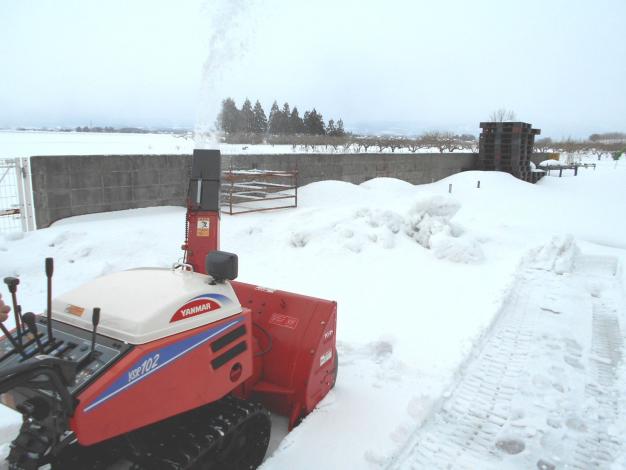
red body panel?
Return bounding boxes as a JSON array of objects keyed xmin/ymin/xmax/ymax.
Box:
[
  {"xmin": 72, "ymin": 311, "xmax": 253, "ymax": 445},
  {"xmin": 232, "ymin": 282, "xmax": 337, "ymax": 428},
  {"xmin": 184, "ymin": 208, "xmax": 338, "ymax": 429}
]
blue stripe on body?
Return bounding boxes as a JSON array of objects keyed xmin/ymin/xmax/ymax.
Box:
[
  {"xmin": 190, "ymin": 293, "xmax": 233, "ymax": 305},
  {"xmin": 84, "ymin": 317, "xmax": 243, "ymax": 413}
]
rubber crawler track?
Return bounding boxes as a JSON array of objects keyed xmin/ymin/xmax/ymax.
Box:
[{"xmin": 51, "ymin": 395, "xmax": 271, "ymax": 470}]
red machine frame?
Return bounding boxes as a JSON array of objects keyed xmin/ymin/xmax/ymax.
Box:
[{"xmin": 182, "ymin": 149, "xmax": 337, "ymax": 429}]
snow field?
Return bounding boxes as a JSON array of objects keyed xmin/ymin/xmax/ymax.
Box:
[
  {"xmin": 0, "ymin": 130, "xmax": 193, "ymax": 158},
  {"xmin": 0, "ymin": 130, "xmax": 451, "ymax": 158},
  {"xmin": 0, "ymin": 154, "xmax": 623, "ymax": 469}
]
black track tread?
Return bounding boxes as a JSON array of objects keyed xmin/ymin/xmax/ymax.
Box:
[{"xmin": 52, "ymin": 396, "xmax": 271, "ymax": 470}]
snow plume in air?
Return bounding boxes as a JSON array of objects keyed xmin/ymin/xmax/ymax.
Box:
[{"xmin": 195, "ymin": 0, "xmax": 257, "ymax": 148}]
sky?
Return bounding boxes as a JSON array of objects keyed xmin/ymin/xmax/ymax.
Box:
[{"xmin": 0, "ymin": 0, "xmax": 625, "ymax": 138}]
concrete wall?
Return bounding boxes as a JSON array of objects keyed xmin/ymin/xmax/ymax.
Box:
[
  {"xmin": 30, "ymin": 154, "xmax": 190, "ymax": 228},
  {"xmin": 31, "ymin": 152, "xmax": 477, "ymax": 227},
  {"xmin": 223, "ymin": 153, "xmax": 477, "ymax": 187}
]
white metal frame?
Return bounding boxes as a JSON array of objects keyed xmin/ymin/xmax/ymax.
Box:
[
  {"xmin": 19, "ymin": 158, "xmax": 36, "ymax": 231},
  {"xmin": 0, "ymin": 157, "xmax": 36, "ymax": 234}
]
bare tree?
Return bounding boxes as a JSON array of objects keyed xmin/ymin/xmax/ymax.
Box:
[
  {"xmin": 420, "ymin": 132, "xmax": 441, "ymax": 152},
  {"xmin": 407, "ymin": 138, "xmax": 426, "ymax": 153},
  {"xmin": 441, "ymin": 133, "xmax": 464, "ymax": 152},
  {"xmin": 328, "ymin": 136, "xmax": 348, "ymax": 151},
  {"xmin": 388, "ymin": 137, "xmax": 403, "ymax": 153},
  {"xmin": 375, "ymin": 137, "xmax": 391, "ymax": 153},
  {"xmin": 461, "ymin": 139, "xmax": 480, "ymax": 154},
  {"xmin": 360, "ymin": 138, "xmax": 375, "ymax": 153},
  {"xmin": 589, "ymin": 144, "xmax": 609, "ymax": 161},
  {"xmin": 534, "ymin": 137, "xmax": 554, "ymax": 154},
  {"xmin": 420, "ymin": 131, "xmax": 463, "ymax": 153},
  {"xmin": 341, "ymin": 137, "xmax": 354, "ymax": 153},
  {"xmin": 489, "ymin": 108, "xmax": 517, "ymax": 122},
  {"xmin": 553, "ymin": 138, "xmax": 586, "ymax": 164}
]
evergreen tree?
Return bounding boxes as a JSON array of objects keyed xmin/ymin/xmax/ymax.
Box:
[
  {"xmin": 280, "ymin": 103, "xmax": 291, "ymax": 134},
  {"xmin": 303, "ymin": 111, "xmax": 310, "ymax": 133},
  {"xmin": 240, "ymin": 98, "xmax": 254, "ymax": 133},
  {"xmin": 268, "ymin": 101, "xmax": 281, "ymax": 134},
  {"xmin": 326, "ymin": 119, "xmax": 337, "ymax": 136},
  {"xmin": 218, "ymin": 96, "xmax": 344, "ymax": 137},
  {"xmin": 336, "ymin": 119, "xmax": 345, "ymax": 137},
  {"xmin": 252, "ymin": 100, "xmax": 268, "ymax": 134},
  {"xmin": 216, "ymin": 98, "xmax": 240, "ymax": 134},
  {"xmin": 303, "ymin": 108, "xmax": 326, "ymax": 135},
  {"xmin": 289, "ymin": 107, "xmax": 304, "ymax": 134}
]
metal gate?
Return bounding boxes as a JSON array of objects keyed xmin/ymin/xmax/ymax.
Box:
[{"xmin": 0, "ymin": 158, "xmax": 35, "ymax": 234}]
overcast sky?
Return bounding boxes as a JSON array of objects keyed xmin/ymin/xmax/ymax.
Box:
[{"xmin": 1, "ymin": 0, "xmax": 625, "ymax": 138}]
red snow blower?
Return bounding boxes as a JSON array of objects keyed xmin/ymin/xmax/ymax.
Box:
[{"xmin": 0, "ymin": 149, "xmax": 337, "ymax": 469}]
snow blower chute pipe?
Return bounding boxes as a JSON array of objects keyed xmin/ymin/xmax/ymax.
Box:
[{"xmin": 183, "ymin": 149, "xmax": 222, "ymax": 268}]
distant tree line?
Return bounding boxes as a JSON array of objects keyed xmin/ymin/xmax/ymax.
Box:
[
  {"xmin": 14, "ymin": 126, "xmax": 187, "ymax": 134},
  {"xmin": 74, "ymin": 126, "xmax": 154, "ymax": 134},
  {"xmin": 208, "ymin": 131, "xmax": 479, "ymax": 154},
  {"xmin": 588, "ymin": 132, "xmax": 626, "ymax": 143},
  {"xmin": 534, "ymin": 136, "xmax": 626, "ymax": 161},
  {"xmin": 210, "ymin": 130, "xmax": 624, "ymax": 158},
  {"xmin": 216, "ymin": 98, "xmax": 345, "ymax": 137}
]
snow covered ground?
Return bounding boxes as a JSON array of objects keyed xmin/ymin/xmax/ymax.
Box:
[
  {"xmin": 387, "ymin": 245, "xmax": 625, "ymax": 469},
  {"xmin": 0, "ymin": 130, "xmax": 456, "ymax": 158},
  {"xmin": 0, "ymin": 153, "xmax": 624, "ymax": 469},
  {"xmin": 0, "ymin": 130, "xmax": 193, "ymax": 158}
]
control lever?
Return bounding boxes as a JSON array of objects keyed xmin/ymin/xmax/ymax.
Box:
[
  {"xmin": 90, "ymin": 307, "xmax": 100, "ymax": 359},
  {"xmin": 16, "ymin": 305, "xmax": 24, "ymax": 341},
  {"xmin": 0, "ymin": 313, "xmax": 26, "ymax": 358},
  {"xmin": 3, "ymin": 277, "xmax": 23, "ymax": 345},
  {"xmin": 45, "ymin": 258, "xmax": 54, "ymax": 344},
  {"xmin": 22, "ymin": 313, "xmax": 44, "ymax": 354}
]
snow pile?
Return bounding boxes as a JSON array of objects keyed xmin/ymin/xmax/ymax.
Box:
[
  {"xmin": 333, "ymin": 208, "xmax": 404, "ymax": 252},
  {"xmin": 528, "ymin": 235, "xmax": 580, "ymax": 274},
  {"xmin": 405, "ymin": 195, "xmax": 462, "ymax": 248},
  {"xmin": 286, "ymin": 193, "xmax": 484, "ymax": 262},
  {"xmin": 430, "ymin": 234, "xmax": 485, "ymax": 264},
  {"xmin": 406, "ymin": 195, "xmax": 484, "ymax": 264},
  {"xmin": 287, "ymin": 207, "xmax": 406, "ymax": 253}
]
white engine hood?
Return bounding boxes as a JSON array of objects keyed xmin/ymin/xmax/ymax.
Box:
[{"xmin": 51, "ymin": 268, "xmax": 242, "ymax": 344}]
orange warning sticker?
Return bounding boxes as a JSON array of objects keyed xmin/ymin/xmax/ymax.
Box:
[
  {"xmin": 196, "ymin": 218, "xmax": 210, "ymax": 237},
  {"xmin": 65, "ymin": 304, "xmax": 85, "ymax": 317}
]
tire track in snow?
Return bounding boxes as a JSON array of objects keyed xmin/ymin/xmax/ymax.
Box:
[
  {"xmin": 571, "ymin": 256, "xmax": 623, "ymax": 469},
  {"xmin": 385, "ymin": 270, "xmax": 540, "ymax": 470},
  {"xmin": 385, "ymin": 252, "xmax": 625, "ymax": 470}
]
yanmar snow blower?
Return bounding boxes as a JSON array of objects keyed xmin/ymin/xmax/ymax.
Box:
[{"xmin": 0, "ymin": 149, "xmax": 337, "ymax": 469}]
